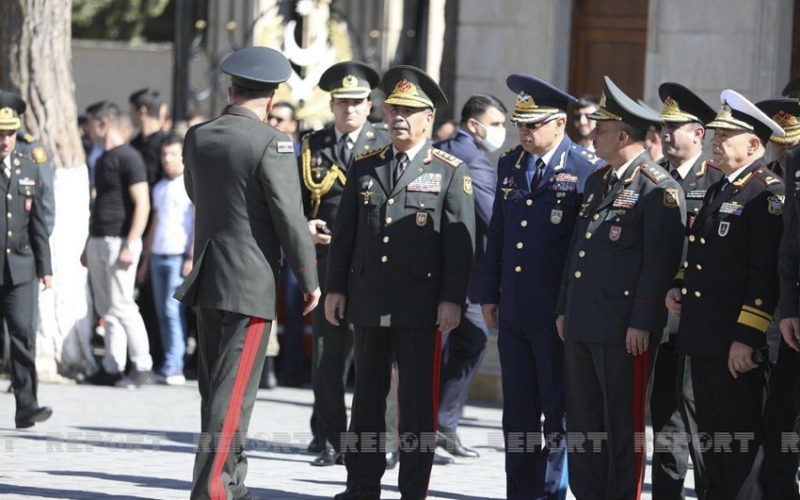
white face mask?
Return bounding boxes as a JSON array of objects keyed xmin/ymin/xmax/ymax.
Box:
[{"xmin": 476, "ymin": 120, "xmax": 506, "ymax": 152}]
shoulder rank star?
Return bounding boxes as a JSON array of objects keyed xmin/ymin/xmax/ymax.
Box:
[{"xmin": 360, "ymin": 179, "xmax": 374, "ymax": 204}]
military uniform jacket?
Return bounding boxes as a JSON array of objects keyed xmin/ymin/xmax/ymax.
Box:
[
  {"xmin": 300, "ymin": 121, "xmax": 390, "ymax": 256},
  {"xmin": 482, "ymin": 137, "xmax": 598, "ymax": 324},
  {"xmin": 434, "ymin": 130, "xmax": 497, "ymax": 304},
  {"xmin": 672, "ymin": 155, "xmax": 725, "ymax": 228},
  {"xmin": 779, "ymin": 149, "xmax": 800, "ymax": 318},
  {"xmin": 556, "ymin": 151, "xmax": 686, "ymax": 344},
  {"xmin": 676, "ymin": 158, "xmax": 784, "ymax": 359},
  {"xmin": 15, "ymin": 130, "xmax": 55, "ymax": 235},
  {"xmin": 0, "ymin": 150, "xmax": 52, "ymax": 285},
  {"xmin": 326, "ymin": 142, "xmax": 476, "ymax": 329},
  {"xmin": 175, "ymin": 105, "xmax": 319, "ymax": 319}
]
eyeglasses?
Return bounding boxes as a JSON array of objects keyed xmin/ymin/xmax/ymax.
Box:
[{"xmin": 515, "ymin": 117, "xmax": 557, "ymax": 130}]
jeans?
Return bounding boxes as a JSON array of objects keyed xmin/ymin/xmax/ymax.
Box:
[{"xmin": 149, "ymin": 253, "xmax": 186, "ymax": 375}]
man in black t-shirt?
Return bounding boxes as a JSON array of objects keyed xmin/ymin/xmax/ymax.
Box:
[
  {"xmin": 82, "ymin": 101, "xmax": 154, "ymax": 388},
  {"xmin": 129, "ymin": 88, "xmax": 166, "ymax": 186}
]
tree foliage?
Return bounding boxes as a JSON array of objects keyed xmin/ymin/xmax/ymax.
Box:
[{"xmin": 72, "ymin": 0, "xmax": 174, "ymax": 42}]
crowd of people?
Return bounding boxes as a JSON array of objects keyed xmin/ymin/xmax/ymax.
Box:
[{"xmin": 3, "ymin": 42, "xmax": 800, "ymax": 500}]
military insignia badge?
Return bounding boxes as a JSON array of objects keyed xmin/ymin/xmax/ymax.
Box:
[
  {"xmin": 609, "ymin": 225, "xmax": 622, "ymax": 241},
  {"xmin": 720, "ymin": 201, "xmax": 744, "ymax": 216},
  {"xmin": 463, "ymin": 175, "xmax": 473, "ymax": 195},
  {"xmin": 663, "ymin": 187, "xmax": 680, "ymax": 208},
  {"xmin": 31, "ymin": 146, "xmax": 47, "ymax": 163},
  {"xmin": 276, "ymin": 141, "xmax": 294, "ymax": 154},
  {"xmin": 718, "ymin": 220, "xmax": 730, "ymax": 237},
  {"xmin": 360, "ymin": 179, "xmax": 374, "ymax": 204},
  {"xmin": 755, "ymin": 298, "xmax": 764, "ymax": 306},
  {"xmin": 550, "ymin": 208, "xmax": 563, "ymax": 225},
  {"xmin": 768, "ymin": 195, "xmax": 784, "ymax": 215},
  {"xmin": 416, "ymin": 212, "xmax": 428, "ymax": 227},
  {"xmin": 407, "ymin": 173, "xmax": 442, "ymax": 193}
]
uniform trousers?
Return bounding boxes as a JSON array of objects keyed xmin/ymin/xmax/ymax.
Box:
[
  {"xmin": 345, "ymin": 325, "xmax": 441, "ymax": 498},
  {"xmin": 564, "ymin": 338, "xmax": 650, "ymax": 500},
  {"xmin": 764, "ymin": 341, "xmax": 800, "ymax": 499},
  {"xmin": 85, "ymin": 236, "xmax": 152, "ymax": 373},
  {"xmin": 2, "ymin": 278, "xmax": 38, "ymax": 412},
  {"xmin": 437, "ymin": 298, "xmax": 488, "ymax": 434},
  {"xmin": 191, "ymin": 308, "xmax": 271, "ymax": 500},
  {"xmin": 310, "ymin": 253, "xmax": 398, "ymax": 453},
  {"xmin": 690, "ymin": 355, "xmax": 767, "ymax": 500},
  {"xmin": 649, "ymin": 337, "xmax": 705, "ymax": 500},
  {"xmin": 497, "ymin": 320, "xmax": 567, "ymax": 500}
]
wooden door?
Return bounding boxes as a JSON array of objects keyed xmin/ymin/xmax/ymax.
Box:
[
  {"xmin": 568, "ymin": 0, "xmax": 648, "ymax": 101},
  {"xmin": 792, "ymin": 0, "xmax": 800, "ymax": 80}
]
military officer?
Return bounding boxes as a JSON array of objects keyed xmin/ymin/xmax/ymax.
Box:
[
  {"xmin": 555, "ymin": 76, "xmax": 686, "ymax": 500},
  {"xmin": 433, "ymin": 93, "xmax": 508, "ymax": 461},
  {"xmin": 649, "ymin": 82, "xmax": 721, "ymax": 500},
  {"xmin": 325, "ymin": 65, "xmax": 475, "ymax": 500},
  {"xmin": 760, "ymin": 95, "xmax": 800, "ymax": 500},
  {"xmin": 299, "ymin": 61, "xmax": 397, "ymax": 468},
  {"xmin": 669, "ymin": 90, "xmax": 785, "ymax": 499},
  {"xmin": 0, "ymin": 92, "xmax": 53, "ymax": 428},
  {"xmin": 481, "ymin": 75, "xmax": 597, "ymax": 500},
  {"xmin": 175, "ymin": 47, "xmax": 320, "ymax": 500}
]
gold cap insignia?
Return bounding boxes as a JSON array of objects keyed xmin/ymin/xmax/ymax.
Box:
[
  {"xmin": 662, "ymin": 96, "xmax": 679, "ymax": 114},
  {"xmin": 342, "ymin": 75, "xmax": 357, "ymax": 88},
  {"xmin": 516, "ymin": 92, "xmax": 536, "ymax": 111},
  {"xmin": 0, "ymin": 108, "xmax": 14, "ymax": 120},
  {"xmin": 599, "ymin": 91, "xmax": 607, "ymax": 108},
  {"xmin": 393, "ymin": 79, "xmax": 418, "ymax": 97},
  {"xmin": 773, "ymin": 110, "xmax": 798, "ymax": 128}
]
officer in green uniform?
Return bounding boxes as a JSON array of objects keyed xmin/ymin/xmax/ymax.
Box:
[
  {"xmin": 0, "ymin": 92, "xmax": 53, "ymax": 428},
  {"xmin": 649, "ymin": 82, "xmax": 721, "ymax": 499},
  {"xmin": 670, "ymin": 90, "xmax": 785, "ymax": 499},
  {"xmin": 555, "ymin": 76, "xmax": 686, "ymax": 500},
  {"xmin": 326, "ymin": 65, "xmax": 476, "ymax": 500},
  {"xmin": 299, "ymin": 61, "xmax": 398, "ymax": 468},
  {"xmin": 175, "ymin": 47, "xmax": 321, "ymax": 500}
]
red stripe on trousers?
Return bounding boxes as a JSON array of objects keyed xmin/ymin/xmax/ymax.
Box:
[
  {"xmin": 632, "ymin": 352, "xmax": 650, "ymax": 500},
  {"xmin": 209, "ymin": 316, "xmax": 266, "ymax": 500}
]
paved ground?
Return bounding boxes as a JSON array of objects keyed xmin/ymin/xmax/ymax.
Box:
[{"xmin": 0, "ymin": 380, "xmax": 696, "ymax": 499}]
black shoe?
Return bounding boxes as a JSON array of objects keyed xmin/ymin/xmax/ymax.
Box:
[
  {"xmin": 15, "ymin": 406, "xmax": 53, "ymax": 429},
  {"xmin": 310, "ymin": 447, "xmax": 343, "ymax": 466},
  {"xmin": 81, "ymin": 370, "xmax": 122, "ymax": 386},
  {"xmin": 385, "ymin": 450, "xmax": 399, "ymax": 470},
  {"xmin": 307, "ymin": 435, "xmax": 325, "ymax": 453},
  {"xmin": 259, "ymin": 357, "xmax": 277, "ymax": 389},
  {"xmin": 115, "ymin": 370, "xmax": 155, "ymax": 389},
  {"xmin": 436, "ymin": 430, "xmax": 479, "ymax": 458},
  {"xmin": 432, "ymin": 452, "xmax": 454, "ymax": 466},
  {"xmin": 333, "ymin": 487, "xmax": 381, "ymax": 500}
]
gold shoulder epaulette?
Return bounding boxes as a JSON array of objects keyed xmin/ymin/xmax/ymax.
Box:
[
  {"xmin": 355, "ymin": 145, "xmax": 390, "ymax": 161},
  {"xmin": 754, "ymin": 167, "xmax": 783, "ymax": 186},
  {"xmin": 432, "ymin": 148, "xmax": 463, "ymax": 168},
  {"xmin": 500, "ymin": 145, "xmax": 518, "ymax": 158},
  {"xmin": 21, "ymin": 133, "xmax": 35, "ymax": 143},
  {"xmin": 640, "ymin": 164, "xmax": 667, "ymax": 184}
]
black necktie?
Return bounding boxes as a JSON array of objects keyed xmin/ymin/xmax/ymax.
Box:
[
  {"xmin": 605, "ymin": 172, "xmax": 619, "ymax": 196},
  {"xmin": 710, "ymin": 178, "xmax": 730, "ymax": 201},
  {"xmin": 670, "ymin": 168, "xmax": 681, "ymax": 181},
  {"xmin": 339, "ymin": 134, "xmax": 352, "ymax": 165},
  {"xmin": 394, "ymin": 151, "xmax": 408, "ymax": 184},
  {"xmin": 531, "ymin": 158, "xmax": 546, "ymax": 190}
]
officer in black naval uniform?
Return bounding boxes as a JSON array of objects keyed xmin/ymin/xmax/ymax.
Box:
[
  {"xmin": 669, "ymin": 90, "xmax": 785, "ymax": 500},
  {"xmin": 175, "ymin": 47, "xmax": 320, "ymax": 500},
  {"xmin": 758, "ymin": 96, "xmax": 800, "ymax": 500},
  {"xmin": 0, "ymin": 92, "xmax": 53, "ymax": 428},
  {"xmin": 482, "ymin": 75, "xmax": 597, "ymax": 500},
  {"xmin": 299, "ymin": 61, "xmax": 394, "ymax": 468},
  {"xmin": 325, "ymin": 65, "xmax": 476, "ymax": 500},
  {"xmin": 649, "ymin": 82, "xmax": 721, "ymax": 500},
  {"xmin": 555, "ymin": 76, "xmax": 686, "ymax": 500}
]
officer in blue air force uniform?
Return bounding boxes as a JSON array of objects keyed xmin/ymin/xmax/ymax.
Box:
[
  {"xmin": 671, "ymin": 91, "xmax": 786, "ymax": 500},
  {"xmin": 481, "ymin": 74, "xmax": 598, "ymax": 500},
  {"xmin": 556, "ymin": 76, "xmax": 686, "ymax": 500}
]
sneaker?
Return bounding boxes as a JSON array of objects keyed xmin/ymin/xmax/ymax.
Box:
[
  {"xmin": 115, "ymin": 370, "xmax": 155, "ymax": 389},
  {"xmin": 164, "ymin": 374, "xmax": 186, "ymax": 385}
]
